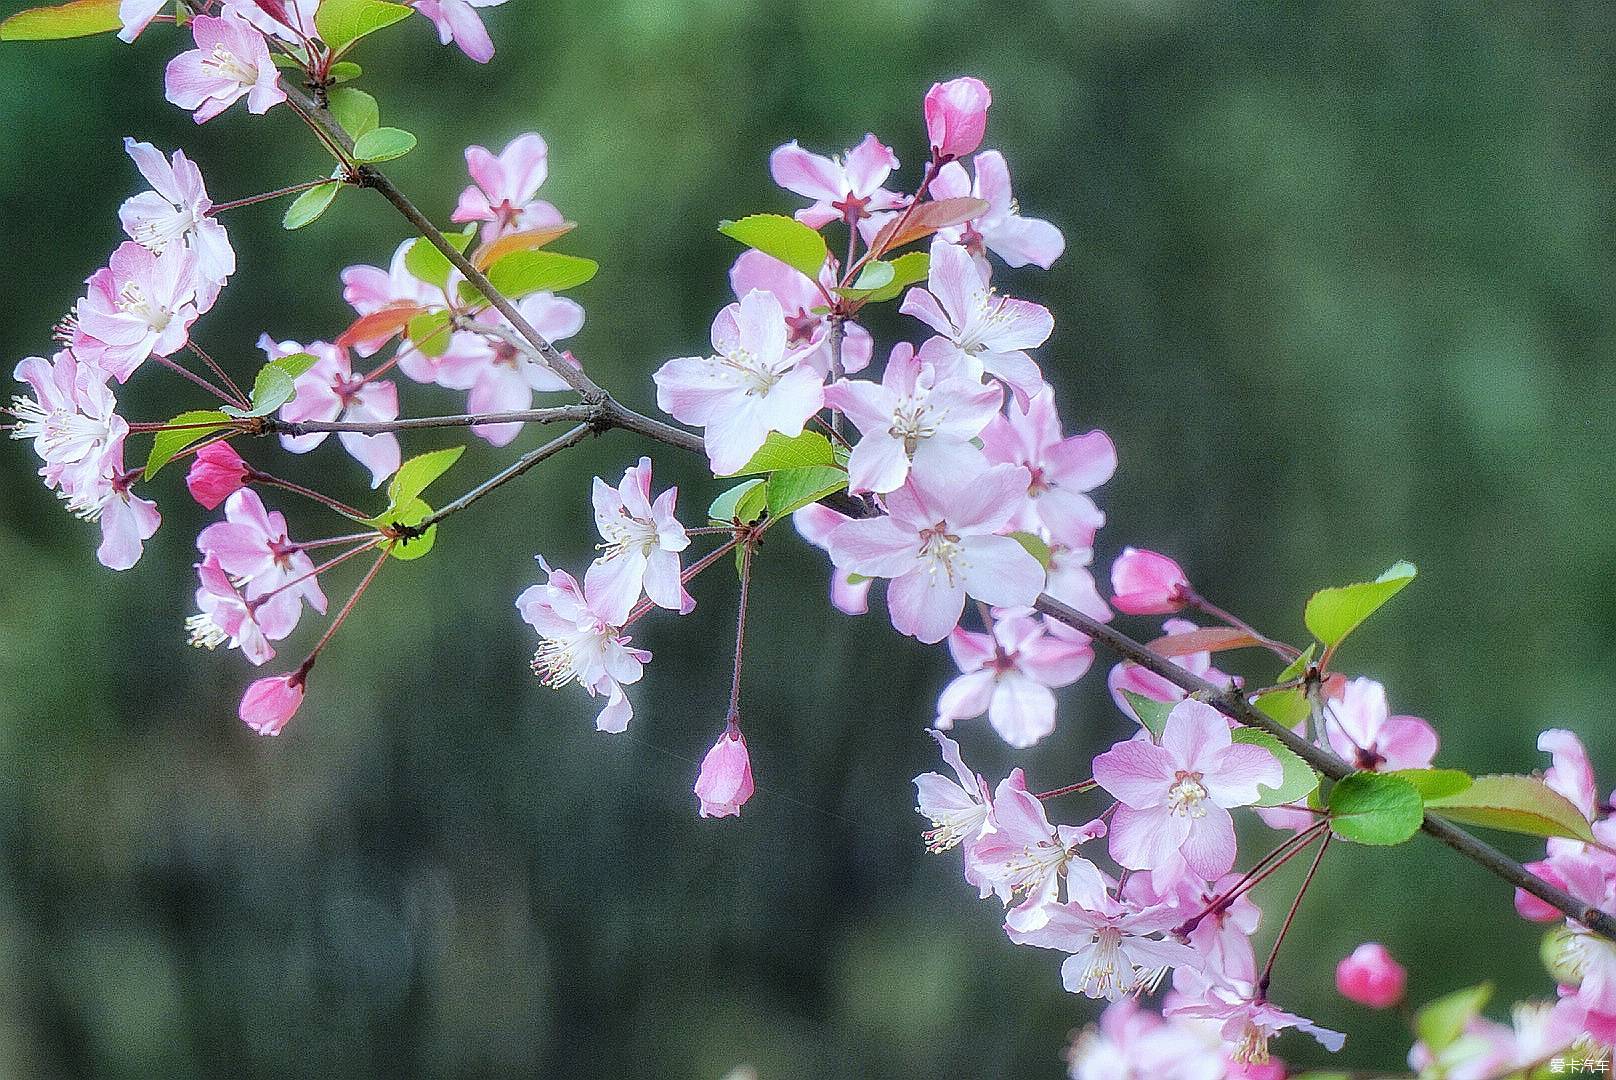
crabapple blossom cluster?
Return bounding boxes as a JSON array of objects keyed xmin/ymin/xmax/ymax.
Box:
[{"xmin": 7, "ymin": 7, "xmax": 1615, "ymax": 1075}]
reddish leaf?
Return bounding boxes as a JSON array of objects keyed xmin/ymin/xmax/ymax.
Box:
[
  {"xmin": 470, "ymin": 222, "xmax": 577, "ymax": 271},
  {"xmin": 869, "ymin": 197, "xmax": 989, "ymax": 258},
  {"xmin": 335, "ymin": 303, "xmax": 424, "ymax": 350},
  {"xmin": 1147, "ymin": 626, "xmax": 1261, "ymax": 657}
]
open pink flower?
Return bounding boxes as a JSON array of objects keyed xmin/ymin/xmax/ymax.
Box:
[
  {"xmin": 449, "ymin": 294, "xmax": 583, "ymax": 446},
  {"xmin": 924, "ymin": 77, "xmax": 991, "ymax": 161},
  {"xmin": 769, "ymin": 133, "xmax": 905, "ymax": 229},
  {"xmin": 61, "ymin": 432, "xmax": 161, "ymax": 572},
  {"xmin": 694, "ymin": 718, "xmax": 754, "ymax": 818},
  {"xmin": 1335, "ymin": 942, "xmax": 1406, "ymax": 1008},
  {"xmin": 1168, "ymin": 982, "xmax": 1345, "ymax": 1064},
  {"xmin": 1066, "ymin": 1000, "xmax": 1228, "ymax": 1080},
  {"xmin": 516, "ymin": 557, "xmax": 650, "ymax": 733},
  {"xmin": 269, "ymin": 339, "xmax": 400, "ymax": 488},
  {"xmin": 340, "ymin": 238, "xmax": 458, "ymax": 358},
  {"xmin": 728, "ymin": 249, "xmax": 872, "ymax": 376},
  {"xmin": 196, "ymin": 488, "xmax": 328, "ymax": 638},
  {"xmin": 1093, "ymin": 699, "xmax": 1282, "ymax": 879},
  {"xmin": 452, "ymin": 133, "xmax": 555, "ymax": 236},
  {"xmin": 914, "ymin": 728, "xmax": 993, "ymax": 857},
  {"xmin": 1322, "ymin": 677, "xmax": 1438, "ymax": 772},
  {"xmin": 185, "ymin": 440, "xmax": 250, "ymax": 509},
  {"xmin": 970, "ymin": 769, "xmax": 1105, "ymax": 920},
  {"xmin": 653, "ymin": 289, "xmax": 825, "ymax": 475},
  {"xmin": 900, "ymin": 238, "xmax": 1051, "ymax": 404},
  {"xmin": 1044, "ymin": 540, "xmax": 1113, "ymax": 624},
  {"xmin": 825, "ymin": 340, "xmax": 1000, "ymax": 494},
  {"xmin": 930, "ymin": 150, "xmax": 1064, "ymax": 270},
  {"xmin": 239, "ymin": 672, "xmax": 304, "ymax": 736},
  {"xmin": 980, "ymin": 386, "xmax": 1114, "ymax": 545},
  {"xmin": 411, "ymin": 0, "xmax": 509, "ymax": 63},
  {"xmin": 792, "ymin": 503, "xmax": 871, "ymax": 616},
  {"xmin": 164, "ymin": 13, "xmax": 286, "ymax": 124},
  {"xmin": 10, "ymin": 351, "xmax": 124, "ymax": 496},
  {"xmin": 119, "ymin": 139, "xmax": 234, "ymax": 311},
  {"xmin": 74, "ymin": 241, "xmax": 199, "ymax": 383},
  {"xmin": 1110, "ymin": 547, "xmax": 1191, "ymax": 615},
  {"xmin": 587, "ymin": 456, "xmax": 692, "ymax": 624},
  {"xmin": 827, "ymin": 461, "xmax": 1044, "ymax": 643},
  {"xmin": 187, "ymin": 553, "xmax": 275, "ymax": 666},
  {"xmin": 936, "ymin": 612, "xmax": 1093, "ymax": 748}
]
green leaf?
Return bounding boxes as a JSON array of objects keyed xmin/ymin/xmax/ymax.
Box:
[
  {"xmin": 764, "ymin": 466, "xmax": 847, "ymax": 519},
  {"xmin": 472, "ymin": 250, "xmax": 598, "ymax": 301},
  {"xmin": 385, "ymin": 446, "xmax": 465, "ymax": 509},
  {"xmin": 404, "ymin": 236, "xmax": 455, "ymax": 289},
  {"xmin": 1119, "ymin": 690, "xmax": 1174, "ymax": 739},
  {"xmin": 848, "ymin": 260, "xmax": 894, "ymax": 292},
  {"xmin": 1253, "ymin": 687, "xmax": 1310, "ymax": 727},
  {"xmin": 1304, "ymin": 561, "xmax": 1417, "ymax": 648},
  {"xmin": 725, "ymin": 431, "xmax": 836, "ymax": 475},
  {"xmin": 1275, "ymin": 643, "xmax": 1317, "ymax": 683},
  {"xmin": 1327, "ymin": 770, "xmax": 1424, "ymax": 845},
  {"xmin": 1008, "ymin": 531, "xmax": 1053, "ymax": 569},
  {"xmin": 0, "ymin": 0, "xmax": 120, "ymax": 40},
  {"xmin": 1425, "ymin": 774, "xmax": 1596, "ymax": 843},
  {"xmin": 718, "ymin": 214, "xmax": 829, "ymax": 280},
  {"xmin": 351, "ymin": 126, "xmax": 417, "ymax": 163},
  {"xmin": 326, "ymin": 87, "xmax": 379, "ymax": 139},
  {"xmin": 377, "ymin": 496, "xmax": 438, "ymax": 560},
  {"xmin": 328, "ymin": 61, "xmax": 362, "ymax": 82},
  {"xmin": 282, "ymin": 181, "xmax": 341, "ymax": 230},
  {"xmin": 1414, "ymin": 982, "xmax": 1493, "ymax": 1055},
  {"xmin": 269, "ymin": 351, "xmax": 320, "ymax": 380},
  {"xmin": 143, "ymin": 410, "xmax": 233, "ymax": 480},
  {"xmin": 1389, "ymin": 768, "xmax": 1473, "ymax": 802},
  {"xmin": 1231, "ymin": 729, "xmax": 1321, "ymax": 807},
  {"xmin": 836, "ymin": 251, "xmax": 930, "ymax": 304},
  {"xmin": 314, "ymin": 0, "xmax": 411, "ymax": 53},
  {"xmin": 708, "ymin": 479, "xmax": 766, "ymax": 526},
  {"xmin": 406, "ymin": 310, "xmax": 453, "ymax": 357},
  {"xmin": 222, "ymin": 353, "xmax": 319, "ymax": 418}
]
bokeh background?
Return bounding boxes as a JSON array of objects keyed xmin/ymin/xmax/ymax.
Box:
[{"xmin": 2, "ymin": 1, "xmax": 1614, "ymax": 1076}]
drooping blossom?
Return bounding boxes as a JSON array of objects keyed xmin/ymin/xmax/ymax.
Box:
[
  {"xmin": 1064, "ymin": 999, "xmax": 1227, "ymax": 1080},
  {"xmin": 900, "ymin": 238, "xmax": 1051, "ymax": 404},
  {"xmin": 924, "ymin": 77, "xmax": 991, "ymax": 162},
  {"xmin": 931, "ymin": 150, "xmax": 1065, "ymax": 270},
  {"xmin": 913, "ymin": 728, "xmax": 993, "ymax": 857},
  {"xmin": 826, "ymin": 461, "xmax": 1045, "ymax": 644},
  {"xmin": 117, "ymin": 0, "xmax": 167, "ymax": 42},
  {"xmin": 74, "ymin": 241, "xmax": 199, "ymax": 383},
  {"xmin": 1335, "ymin": 942, "xmax": 1406, "ymax": 1008},
  {"xmin": 449, "ymin": 294, "xmax": 583, "ymax": 446},
  {"xmin": 187, "ymin": 553, "xmax": 274, "ymax": 666},
  {"xmin": 196, "ymin": 488, "xmax": 328, "ymax": 638},
  {"xmin": 119, "ymin": 139, "xmax": 234, "ymax": 312},
  {"xmin": 411, "ymin": 0, "xmax": 510, "ymax": 64},
  {"xmin": 792, "ymin": 503, "xmax": 871, "ymax": 616},
  {"xmin": 164, "ymin": 14, "xmax": 286, "ymax": 124},
  {"xmin": 1092, "ymin": 699, "xmax": 1282, "ymax": 879},
  {"xmin": 587, "ymin": 456, "xmax": 693, "ymax": 624},
  {"xmin": 451, "ymin": 133, "xmax": 556, "ymax": 236},
  {"xmin": 185, "ymin": 440, "xmax": 250, "ymax": 509},
  {"xmin": 769, "ymin": 133, "xmax": 905, "ymax": 229},
  {"xmin": 1168, "ymin": 981, "xmax": 1345, "ymax": 1064},
  {"xmin": 728, "ymin": 250, "xmax": 872, "ymax": 375},
  {"xmin": 10, "ymin": 351, "xmax": 124, "ymax": 497},
  {"xmin": 935, "ymin": 611, "xmax": 1092, "ymax": 748},
  {"xmin": 971, "ymin": 769, "xmax": 1105, "ymax": 923},
  {"xmin": 1110, "ymin": 547, "xmax": 1191, "ymax": 616},
  {"xmin": 516, "ymin": 558, "xmax": 650, "ymax": 733},
  {"xmin": 824, "ymin": 340, "xmax": 1000, "ymax": 494},
  {"xmin": 269, "ymin": 339, "xmax": 401, "ymax": 488},
  {"xmin": 653, "ymin": 289, "xmax": 824, "ymax": 475},
  {"xmin": 64, "ymin": 432, "xmax": 161, "ymax": 571},
  {"xmin": 1322, "ymin": 677, "xmax": 1438, "ymax": 772},
  {"xmin": 694, "ymin": 717, "xmax": 754, "ymax": 818},
  {"xmin": 239, "ymin": 672, "xmax": 305, "ymax": 736},
  {"xmin": 980, "ymin": 386, "xmax": 1115, "ymax": 544}
]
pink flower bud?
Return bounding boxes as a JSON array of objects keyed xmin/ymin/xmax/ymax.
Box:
[
  {"xmin": 186, "ymin": 441, "xmax": 250, "ymax": 510},
  {"xmin": 694, "ymin": 720, "xmax": 754, "ymax": 818},
  {"xmin": 1335, "ymin": 942, "xmax": 1406, "ymax": 1008},
  {"xmin": 1109, "ymin": 547, "xmax": 1191, "ymax": 615},
  {"xmin": 924, "ymin": 77, "xmax": 991, "ymax": 161},
  {"xmin": 239, "ymin": 673, "xmax": 304, "ymax": 737}
]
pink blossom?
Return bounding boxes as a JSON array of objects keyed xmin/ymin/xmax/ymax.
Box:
[
  {"xmin": 930, "ymin": 151, "xmax": 1064, "ymax": 270},
  {"xmin": 769, "ymin": 133, "xmax": 905, "ymax": 229},
  {"xmin": 196, "ymin": 488, "xmax": 328, "ymax": 638},
  {"xmin": 728, "ymin": 249, "xmax": 872, "ymax": 375},
  {"xmin": 36, "ymin": 415, "xmax": 159, "ymax": 572},
  {"xmin": 694, "ymin": 718, "xmax": 754, "ymax": 818},
  {"xmin": 1093, "ymin": 699, "xmax": 1282, "ymax": 879},
  {"xmin": 119, "ymin": 139, "xmax": 234, "ymax": 312},
  {"xmin": 185, "ymin": 440, "xmax": 250, "ymax": 509},
  {"xmin": 340, "ymin": 238, "xmax": 456, "ymax": 358},
  {"xmin": 268, "ymin": 338, "xmax": 400, "ymax": 488},
  {"xmin": 221, "ymin": 0, "xmax": 320, "ymax": 43},
  {"xmin": 452, "ymin": 133, "xmax": 555, "ymax": 235},
  {"xmin": 187, "ymin": 553, "xmax": 274, "ymax": 666},
  {"xmin": 1110, "ymin": 547, "xmax": 1191, "ymax": 616},
  {"xmin": 970, "ymin": 769, "xmax": 1105, "ymax": 920},
  {"xmin": 411, "ymin": 0, "xmax": 509, "ymax": 64},
  {"xmin": 924, "ymin": 77, "xmax": 991, "ymax": 161},
  {"xmin": 10, "ymin": 351, "xmax": 124, "ymax": 496},
  {"xmin": 1550, "ymin": 854, "xmax": 1616, "ymax": 1016},
  {"xmin": 1334, "ymin": 942, "xmax": 1406, "ymax": 1008},
  {"xmin": 1044, "ymin": 541, "xmax": 1113, "ymax": 624},
  {"xmin": 74, "ymin": 241, "xmax": 199, "ymax": 383},
  {"xmin": 587, "ymin": 456, "xmax": 693, "ymax": 624},
  {"xmin": 1065, "ymin": 1000, "xmax": 1227, "ymax": 1080},
  {"xmin": 116, "ymin": 0, "xmax": 167, "ymax": 42},
  {"xmin": 1541, "ymin": 728, "xmax": 1600, "ymax": 822},
  {"xmin": 164, "ymin": 14, "xmax": 286, "ymax": 124},
  {"xmin": 980, "ymin": 386, "xmax": 1115, "ymax": 544},
  {"xmin": 826, "ymin": 461, "xmax": 1045, "ymax": 644},
  {"xmin": 935, "ymin": 612, "xmax": 1092, "ymax": 748},
  {"xmin": 449, "ymin": 294, "xmax": 583, "ymax": 446},
  {"xmin": 913, "ymin": 728, "xmax": 993, "ymax": 857},
  {"xmin": 1517, "ymin": 858, "xmax": 1573, "ymax": 922},
  {"xmin": 239, "ymin": 672, "xmax": 304, "ymax": 736},
  {"xmin": 1322, "ymin": 677, "xmax": 1438, "ymax": 772},
  {"xmin": 516, "ymin": 558, "xmax": 650, "ymax": 733},
  {"xmin": 653, "ymin": 290, "xmax": 825, "ymax": 475},
  {"xmin": 792, "ymin": 503, "xmax": 871, "ymax": 615},
  {"xmin": 900, "ymin": 239, "xmax": 1051, "ymax": 404},
  {"xmin": 1130, "ymin": 871, "xmax": 1260, "ymax": 984},
  {"xmin": 1168, "ymin": 981, "xmax": 1344, "ymax": 1064},
  {"xmin": 1107, "ymin": 619, "xmax": 1233, "ymax": 719}
]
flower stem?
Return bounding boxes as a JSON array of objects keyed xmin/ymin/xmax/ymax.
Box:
[
  {"xmin": 248, "ymin": 468, "xmax": 369, "ymax": 521},
  {"xmin": 207, "ymin": 178, "xmax": 337, "ymax": 216},
  {"xmin": 1256, "ymin": 830, "xmax": 1332, "ymax": 1000},
  {"xmin": 728, "ymin": 540, "xmax": 755, "ymax": 717},
  {"xmin": 297, "ymin": 546, "xmax": 390, "ymax": 675}
]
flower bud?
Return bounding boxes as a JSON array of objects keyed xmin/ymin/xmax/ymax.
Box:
[
  {"xmin": 924, "ymin": 77, "xmax": 991, "ymax": 161},
  {"xmin": 239, "ymin": 673, "xmax": 304, "ymax": 737},
  {"xmin": 695, "ymin": 719, "xmax": 754, "ymax": 818},
  {"xmin": 1334, "ymin": 942, "xmax": 1406, "ymax": 1008},
  {"xmin": 1109, "ymin": 547, "xmax": 1191, "ymax": 615},
  {"xmin": 186, "ymin": 441, "xmax": 250, "ymax": 510}
]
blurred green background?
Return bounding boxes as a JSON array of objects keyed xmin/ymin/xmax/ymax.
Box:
[{"xmin": 3, "ymin": 1, "xmax": 1614, "ymax": 1076}]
